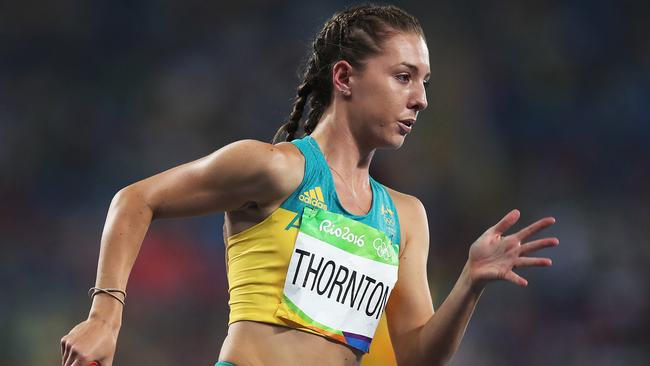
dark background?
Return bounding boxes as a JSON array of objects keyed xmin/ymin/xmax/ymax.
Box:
[{"xmin": 1, "ymin": 0, "xmax": 648, "ymax": 365}]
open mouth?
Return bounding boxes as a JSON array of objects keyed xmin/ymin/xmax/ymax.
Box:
[{"xmin": 398, "ymin": 119, "xmax": 415, "ymax": 134}]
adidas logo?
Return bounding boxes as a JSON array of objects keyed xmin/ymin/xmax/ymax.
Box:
[{"xmin": 299, "ymin": 186, "xmax": 328, "ymax": 210}]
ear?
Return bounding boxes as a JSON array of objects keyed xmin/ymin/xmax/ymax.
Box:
[{"xmin": 332, "ymin": 60, "xmax": 353, "ymax": 96}]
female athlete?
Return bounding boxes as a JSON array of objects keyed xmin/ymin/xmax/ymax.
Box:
[{"xmin": 61, "ymin": 4, "xmax": 558, "ymax": 366}]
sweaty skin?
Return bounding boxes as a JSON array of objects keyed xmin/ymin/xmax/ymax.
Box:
[
  {"xmin": 61, "ymin": 32, "xmax": 558, "ymax": 366},
  {"xmin": 217, "ymin": 142, "xmax": 423, "ymax": 366}
]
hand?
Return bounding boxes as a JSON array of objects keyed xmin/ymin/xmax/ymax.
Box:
[
  {"xmin": 467, "ymin": 209, "xmax": 558, "ymax": 289},
  {"xmin": 61, "ymin": 316, "xmax": 119, "ymax": 366}
]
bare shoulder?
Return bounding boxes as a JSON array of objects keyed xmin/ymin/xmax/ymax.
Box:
[
  {"xmin": 128, "ymin": 138, "xmax": 306, "ymax": 218},
  {"xmin": 384, "ymin": 186, "xmax": 427, "ymax": 225},
  {"xmin": 265, "ymin": 140, "xmax": 305, "ymax": 196},
  {"xmin": 217, "ymin": 139, "xmax": 302, "ymax": 171},
  {"xmin": 383, "ymin": 186, "xmax": 428, "ymax": 254},
  {"xmin": 216, "ymin": 139, "xmax": 305, "ymax": 200}
]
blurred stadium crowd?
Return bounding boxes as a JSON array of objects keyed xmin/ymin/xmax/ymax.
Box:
[{"xmin": 1, "ymin": 1, "xmax": 648, "ymax": 365}]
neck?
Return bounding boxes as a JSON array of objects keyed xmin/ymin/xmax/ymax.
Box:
[{"xmin": 309, "ymin": 108, "xmax": 375, "ymax": 188}]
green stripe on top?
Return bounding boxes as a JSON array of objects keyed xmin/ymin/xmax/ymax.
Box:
[
  {"xmin": 281, "ymin": 294, "xmax": 344, "ymax": 337},
  {"xmin": 300, "ymin": 207, "xmax": 399, "ymax": 266}
]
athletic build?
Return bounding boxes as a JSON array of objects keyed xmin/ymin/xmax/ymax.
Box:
[{"xmin": 61, "ymin": 5, "xmax": 558, "ymax": 366}]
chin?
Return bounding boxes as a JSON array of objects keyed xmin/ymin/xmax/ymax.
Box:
[
  {"xmin": 363, "ymin": 125, "xmax": 408, "ymax": 150},
  {"xmin": 380, "ymin": 134, "xmax": 407, "ymax": 150},
  {"xmin": 392, "ymin": 137, "xmax": 407, "ymax": 149}
]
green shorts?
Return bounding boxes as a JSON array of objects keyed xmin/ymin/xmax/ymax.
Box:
[{"xmin": 215, "ymin": 362, "xmax": 236, "ymax": 366}]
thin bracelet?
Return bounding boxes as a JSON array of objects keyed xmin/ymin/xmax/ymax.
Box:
[{"xmin": 88, "ymin": 287, "xmax": 126, "ymax": 306}]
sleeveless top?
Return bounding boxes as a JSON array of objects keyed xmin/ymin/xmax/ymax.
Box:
[{"xmin": 225, "ymin": 135, "xmax": 401, "ymax": 350}]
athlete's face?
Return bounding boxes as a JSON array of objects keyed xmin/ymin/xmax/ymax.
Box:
[{"xmin": 347, "ymin": 32, "xmax": 430, "ymax": 149}]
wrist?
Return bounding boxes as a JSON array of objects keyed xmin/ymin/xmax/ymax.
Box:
[
  {"xmin": 461, "ymin": 261, "xmax": 486, "ymax": 297},
  {"xmin": 89, "ymin": 294, "xmax": 124, "ymax": 330}
]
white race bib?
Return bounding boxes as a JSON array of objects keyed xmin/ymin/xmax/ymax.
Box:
[{"xmin": 275, "ymin": 207, "xmax": 399, "ymax": 353}]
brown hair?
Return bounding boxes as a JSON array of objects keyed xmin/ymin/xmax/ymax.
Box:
[{"xmin": 272, "ymin": 3, "xmax": 424, "ymax": 143}]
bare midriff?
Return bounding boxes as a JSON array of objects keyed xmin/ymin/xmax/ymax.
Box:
[{"xmin": 218, "ymin": 321, "xmax": 363, "ymax": 366}]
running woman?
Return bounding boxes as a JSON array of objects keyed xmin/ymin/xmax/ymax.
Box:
[{"xmin": 61, "ymin": 4, "xmax": 558, "ymax": 366}]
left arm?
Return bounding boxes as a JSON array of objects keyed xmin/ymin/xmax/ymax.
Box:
[{"xmin": 386, "ymin": 196, "xmax": 558, "ymax": 365}]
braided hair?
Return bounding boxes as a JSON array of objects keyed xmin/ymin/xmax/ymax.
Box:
[{"xmin": 272, "ymin": 4, "xmax": 424, "ymax": 143}]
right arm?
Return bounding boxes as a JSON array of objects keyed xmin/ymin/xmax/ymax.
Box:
[{"xmin": 61, "ymin": 139, "xmax": 301, "ymax": 366}]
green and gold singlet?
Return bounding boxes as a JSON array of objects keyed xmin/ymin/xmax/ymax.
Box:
[{"xmin": 225, "ymin": 135, "xmax": 400, "ymax": 361}]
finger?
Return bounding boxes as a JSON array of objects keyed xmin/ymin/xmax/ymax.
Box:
[
  {"xmin": 514, "ymin": 217, "xmax": 555, "ymax": 241},
  {"xmin": 69, "ymin": 352, "xmax": 90, "ymax": 366},
  {"xmin": 520, "ymin": 237, "xmax": 559, "ymax": 254},
  {"xmin": 514, "ymin": 256, "xmax": 552, "ymax": 268},
  {"xmin": 63, "ymin": 342, "xmax": 72, "ymax": 366},
  {"xmin": 61, "ymin": 337, "xmax": 67, "ymax": 364},
  {"xmin": 70, "ymin": 359, "xmax": 88, "ymax": 366},
  {"xmin": 504, "ymin": 270, "xmax": 528, "ymax": 286},
  {"xmin": 492, "ymin": 209, "xmax": 521, "ymax": 234},
  {"xmin": 65, "ymin": 346, "xmax": 80, "ymax": 366}
]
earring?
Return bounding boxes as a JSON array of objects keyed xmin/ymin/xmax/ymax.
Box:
[{"xmin": 342, "ymin": 89, "xmax": 351, "ymax": 97}]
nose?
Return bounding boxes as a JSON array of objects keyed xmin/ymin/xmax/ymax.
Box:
[{"xmin": 408, "ymin": 84, "xmax": 428, "ymax": 112}]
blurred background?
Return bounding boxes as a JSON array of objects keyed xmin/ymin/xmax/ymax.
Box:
[{"xmin": 1, "ymin": 0, "xmax": 648, "ymax": 365}]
